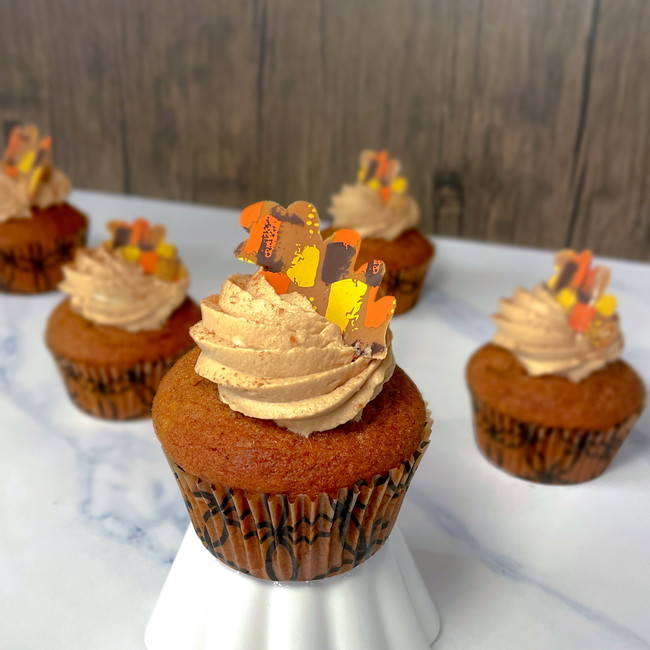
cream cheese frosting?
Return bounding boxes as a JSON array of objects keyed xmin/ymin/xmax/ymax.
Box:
[
  {"xmin": 190, "ymin": 271, "xmax": 396, "ymax": 436},
  {"xmin": 492, "ymin": 283, "xmax": 623, "ymax": 382},
  {"xmin": 60, "ymin": 246, "xmax": 188, "ymax": 332},
  {"xmin": 328, "ymin": 183, "xmax": 419, "ymax": 241},
  {"xmin": 0, "ymin": 168, "xmax": 71, "ymax": 223}
]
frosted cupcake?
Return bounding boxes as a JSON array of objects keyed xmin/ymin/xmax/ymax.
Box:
[
  {"xmin": 467, "ymin": 250, "xmax": 645, "ymax": 484},
  {"xmin": 0, "ymin": 122, "xmax": 87, "ymax": 293},
  {"xmin": 326, "ymin": 150, "xmax": 434, "ymax": 314},
  {"xmin": 46, "ymin": 219, "xmax": 200, "ymax": 420},
  {"xmin": 153, "ymin": 200, "xmax": 432, "ymax": 580}
]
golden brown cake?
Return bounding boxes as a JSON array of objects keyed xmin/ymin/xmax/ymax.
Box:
[
  {"xmin": 155, "ymin": 348, "xmax": 426, "ymax": 498},
  {"xmin": 327, "ymin": 150, "xmax": 434, "ymax": 314},
  {"xmin": 467, "ymin": 250, "xmax": 646, "ymax": 484},
  {"xmin": 152, "ymin": 200, "xmax": 432, "ymax": 581},
  {"xmin": 45, "ymin": 218, "xmax": 200, "ymax": 420},
  {"xmin": 0, "ymin": 124, "xmax": 87, "ymax": 293}
]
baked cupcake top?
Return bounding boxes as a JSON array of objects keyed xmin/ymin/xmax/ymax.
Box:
[
  {"xmin": 492, "ymin": 250, "xmax": 623, "ymax": 382},
  {"xmin": 0, "ymin": 123, "xmax": 71, "ymax": 222},
  {"xmin": 190, "ymin": 200, "xmax": 397, "ymax": 436},
  {"xmin": 328, "ymin": 150, "xmax": 419, "ymax": 241},
  {"xmin": 59, "ymin": 218, "xmax": 189, "ymax": 332}
]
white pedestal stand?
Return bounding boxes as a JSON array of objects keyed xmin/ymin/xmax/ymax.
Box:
[{"xmin": 146, "ymin": 524, "xmax": 440, "ymax": 650}]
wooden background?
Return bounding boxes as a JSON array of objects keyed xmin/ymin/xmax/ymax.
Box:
[{"xmin": 1, "ymin": 0, "xmax": 649, "ymax": 260}]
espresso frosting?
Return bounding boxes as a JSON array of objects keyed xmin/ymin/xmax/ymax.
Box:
[
  {"xmin": 190, "ymin": 271, "xmax": 396, "ymax": 436},
  {"xmin": 0, "ymin": 168, "xmax": 72, "ymax": 222},
  {"xmin": 60, "ymin": 246, "xmax": 189, "ymax": 332},
  {"xmin": 328, "ymin": 184, "xmax": 419, "ymax": 241},
  {"xmin": 492, "ymin": 283, "xmax": 623, "ymax": 382}
]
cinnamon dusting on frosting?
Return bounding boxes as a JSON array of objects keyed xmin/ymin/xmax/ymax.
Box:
[
  {"xmin": 190, "ymin": 271, "xmax": 395, "ymax": 436},
  {"xmin": 492, "ymin": 283, "xmax": 623, "ymax": 382},
  {"xmin": 60, "ymin": 246, "xmax": 188, "ymax": 333},
  {"xmin": 328, "ymin": 150, "xmax": 419, "ymax": 241}
]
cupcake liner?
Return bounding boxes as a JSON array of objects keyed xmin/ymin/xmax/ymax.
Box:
[
  {"xmin": 0, "ymin": 226, "xmax": 87, "ymax": 294},
  {"xmin": 52, "ymin": 351, "xmax": 186, "ymax": 420},
  {"xmin": 167, "ymin": 429, "xmax": 431, "ymax": 581},
  {"xmin": 382, "ymin": 258, "xmax": 432, "ymax": 315},
  {"xmin": 470, "ymin": 390, "xmax": 643, "ymax": 484}
]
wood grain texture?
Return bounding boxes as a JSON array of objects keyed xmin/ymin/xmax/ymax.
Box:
[{"xmin": 0, "ymin": 0, "xmax": 648, "ymax": 259}]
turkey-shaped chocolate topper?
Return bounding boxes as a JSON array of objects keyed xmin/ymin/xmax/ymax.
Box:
[
  {"xmin": 235, "ymin": 200, "xmax": 396, "ymax": 357},
  {"xmin": 547, "ymin": 249, "xmax": 618, "ymax": 349},
  {"xmin": 1, "ymin": 122, "xmax": 53, "ymax": 198},
  {"xmin": 357, "ymin": 149, "xmax": 408, "ymax": 205},
  {"xmin": 106, "ymin": 218, "xmax": 185, "ymax": 282}
]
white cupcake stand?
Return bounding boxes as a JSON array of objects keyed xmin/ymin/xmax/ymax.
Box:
[{"xmin": 146, "ymin": 524, "xmax": 440, "ymax": 650}]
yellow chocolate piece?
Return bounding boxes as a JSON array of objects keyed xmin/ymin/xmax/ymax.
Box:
[
  {"xmin": 286, "ymin": 245, "xmax": 320, "ymax": 288},
  {"xmin": 367, "ymin": 178, "xmax": 381, "ymax": 191},
  {"xmin": 18, "ymin": 151, "xmax": 36, "ymax": 174},
  {"xmin": 156, "ymin": 241, "xmax": 176, "ymax": 258},
  {"xmin": 326, "ymin": 278, "xmax": 367, "ymax": 332},
  {"xmin": 391, "ymin": 176, "xmax": 408, "ymax": 194},
  {"xmin": 121, "ymin": 245, "xmax": 141, "ymax": 262},
  {"xmin": 595, "ymin": 293, "xmax": 617, "ymax": 316},
  {"xmin": 556, "ymin": 287, "xmax": 577, "ymax": 311}
]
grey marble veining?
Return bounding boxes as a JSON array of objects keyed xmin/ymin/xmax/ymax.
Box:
[{"xmin": 1, "ymin": 190, "xmax": 649, "ymax": 649}]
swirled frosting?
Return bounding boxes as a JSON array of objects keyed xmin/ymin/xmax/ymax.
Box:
[
  {"xmin": 328, "ymin": 184, "xmax": 419, "ymax": 241},
  {"xmin": 492, "ymin": 283, "xmax": 623, "ymax": 382},
  {"xmin": 0, "ymin": 168, "xmax": 71, "ymax": 222},
  {"xmin": 190, "ymin": 271, "xmax": 396, "ymax": 436},
  {"xmin": 60, "ymin": 246, "xmax": 189, "ymax": 332}
]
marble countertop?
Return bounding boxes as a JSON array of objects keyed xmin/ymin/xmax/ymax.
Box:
[{"xmin": 2, "ymin": 190, "xmax": 649, "ymax": 649}]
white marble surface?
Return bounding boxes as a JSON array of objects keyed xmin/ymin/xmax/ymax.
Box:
[{"xmin": 1, "ymin": 190, "xmax": 649, "ymax": 649}]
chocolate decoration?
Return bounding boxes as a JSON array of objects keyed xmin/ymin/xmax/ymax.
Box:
[{"xmin": 236, "ymin": 200, "xmax": 396, "ymax": 356}]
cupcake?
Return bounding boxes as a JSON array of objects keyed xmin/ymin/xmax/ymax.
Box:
[
  {"xmin": 46, "ymin": 218, "xmax": 201, "ymax": 420},
  {"xmin": 467, "ymin": 250, "xmax": 646, "ymax": 484},
  {"xmin": 0, "ymin": 122, "xmax": 88, "ymax": 293},
  {"xmin": 153, "ymin": 200, "xmax": 432, "ymax": 581},
  {"xmin": 325, "ymin": 150, "xmax": 434, "ymax": 314}
]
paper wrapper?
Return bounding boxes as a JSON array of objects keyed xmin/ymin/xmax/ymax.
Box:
[
  {"xmin": 52, "ymin": 352, "xmax": 188, "ymax": 420},
  {"xmin": 167, "ymin": 434, "xmax": 430, "ymax": 581},
  {"xmin": 0, "ymin": 226, "xmax": 87, "ymax": 293},
  {"xmin": 381, "ymin": 258, "xmax": 432, "ymax": 315},
  {"xmin": 470, "ymin": 391, "xmax": 643, "ymax": 484}
]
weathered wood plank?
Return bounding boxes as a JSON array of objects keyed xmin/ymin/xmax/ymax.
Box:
[{"xmin": 569, "ymin": 0, "xmax": 650, "ymax": 261}]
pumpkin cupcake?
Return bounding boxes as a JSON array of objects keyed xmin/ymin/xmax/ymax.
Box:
[
  {"xmin": 153, "ymin": 200, "xmax": 431, "ymax": 581},
  {"xmin": 467, "ymin": 250, "xmax": 645, "ymax": 484},
  {"xmin": 46, "ymin": 218, "xmax": 200, "ymax": 420},
  {"xmin": 0, "ymin": 122, "xmax": 87, "ymax": 293},
  {"xmin": 325, "ymin": 150, "xmax": 434, "ymax": 314}
]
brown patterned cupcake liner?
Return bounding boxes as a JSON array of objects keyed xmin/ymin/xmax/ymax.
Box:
[
  {"xmin": 167, "ymin": 432, "xmax": 430, "ymax": 581},
  {"xmin": 381, "ymin": 258, "xmax": 432, "ymax": 315},
  {"xmin": 0, "ymin": 227, "xmax": 87, "ymax": 293},
  {"xmin": 470, "ymin": 391, "xmax": 643, "ymax": 484},
  {"xmin": 52, "ymin": 351, "xmax": 188, "ymax": 420}
]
